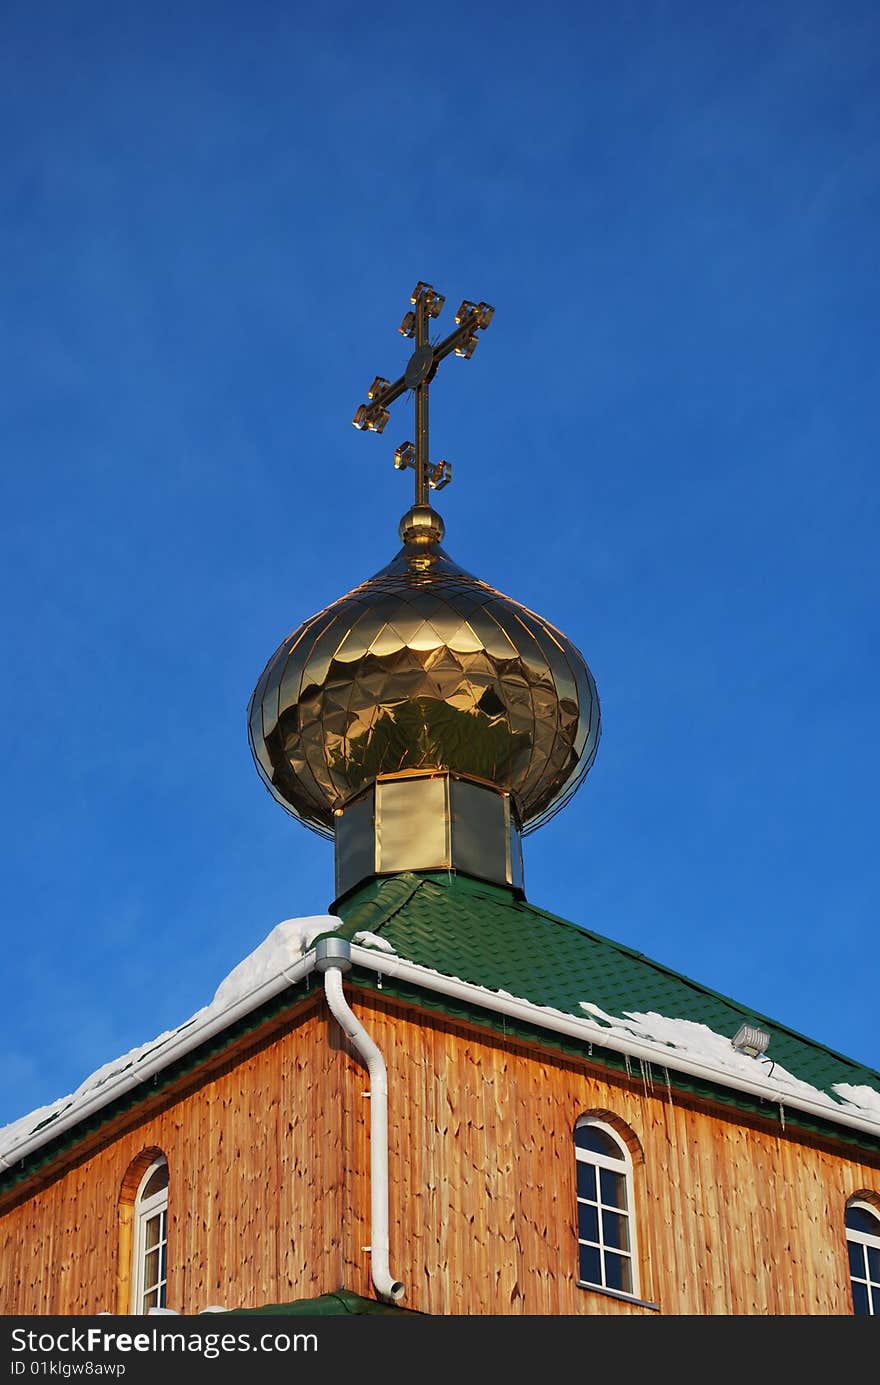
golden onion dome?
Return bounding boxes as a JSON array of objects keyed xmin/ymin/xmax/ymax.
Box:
[{"xmin": 248, "ymin": 503, "xmax": 600, "ymax": 840}]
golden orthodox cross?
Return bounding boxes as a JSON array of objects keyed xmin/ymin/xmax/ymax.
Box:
[{"xmin": 353, "ymin": 281, "xmax": 494, "ymax": 505}]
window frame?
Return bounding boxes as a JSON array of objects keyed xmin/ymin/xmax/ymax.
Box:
[
  {"xmin": 574, "ymin": 1115, "xmax": 641, "ymax": 1302},
  {"xmin": 846, "ymin": 1198, "xmax": 880, "ymax": 1317},
  {"xmin": 130, "ymin": 1156, "xmax": 169, "ymax": 1314}
]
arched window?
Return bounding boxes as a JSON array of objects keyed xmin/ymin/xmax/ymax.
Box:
[
  {"xmin": 574, "ymin": 1117, "xmax": 639, "ymax": 1298},
  {"xmin": 846, "ymin": 1199, "xmax": 880, "ymax": 1316},
  {"xmin": 131, "ymin": 1156, "xmax": 169, "ymax": 1313}
]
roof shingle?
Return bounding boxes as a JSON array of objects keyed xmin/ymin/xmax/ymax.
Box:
[{"xmin": 335, "ymin": 871, "xmax": 880, "ymax": 1119}]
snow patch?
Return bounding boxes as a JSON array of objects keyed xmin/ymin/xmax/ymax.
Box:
[
  {"xmin": 0, "ymin": 914, "xmax": 339, "ymax": 1164},
  {"xmin": 353, "ymin": 931, "xmax": 397, "ymax": 954},
  {"xmin": 212, "ymin": 916, "xmax": 335, "ymax": 1008},
  {"xmin": 833, "ymin": 1083, "xmax": 880, "ymax": 1117},
  {"xmin": 577, "ymin": 1002, "xmax": 880, "ymax": 1115},
  {"xmin": 0, "ymin": 1022, "xmax": 195, "ymax": 1167}
]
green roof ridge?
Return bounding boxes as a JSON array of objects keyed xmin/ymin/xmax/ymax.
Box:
[{"xmin": 332, "ymin": 872, "xmax": 430, "ymax": 939}]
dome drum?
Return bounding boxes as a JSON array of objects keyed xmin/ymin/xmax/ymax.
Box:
[{"xmin": 334, "ymin": 769, "xmax": 524, "ymax": 902}]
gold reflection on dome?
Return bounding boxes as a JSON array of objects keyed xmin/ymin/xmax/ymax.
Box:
[{"xmin": 248, "ymin": 505, "xmax": 600, "ymax": 839}]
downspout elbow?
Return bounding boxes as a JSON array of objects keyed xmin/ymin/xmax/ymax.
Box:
[{"xmin": 315, "ymin": 937, "xmax": 405, "ymax": 1304}]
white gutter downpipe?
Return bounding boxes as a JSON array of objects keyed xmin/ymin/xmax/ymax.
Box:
[{"xmin": 315, "ymin": 936, "xmax": 404, "ymax": 1304}]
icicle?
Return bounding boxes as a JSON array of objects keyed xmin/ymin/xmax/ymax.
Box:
[
  {"xmin": 664, "ymin": 1066, "xmax": 673, "ymax": 1110},
  {"xmin": 779, "ymin": 1102, "xmax": 785, "ymax": 1131},
  {"xmin": 624, "ymin": 1053, "xmax": 632, "ymax": 1079},
  {"xmin": 376, "ymin": 973, "xmax": 383, "ymax": 991}
]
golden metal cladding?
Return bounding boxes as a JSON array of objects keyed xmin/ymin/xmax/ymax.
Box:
[
  {"xmin": 248, "ymin": 504, "xmax": 600, "ymax": 839},
  {"xmin": 334, "ymin": 771, "xmax": 524, "ymax": 901}
]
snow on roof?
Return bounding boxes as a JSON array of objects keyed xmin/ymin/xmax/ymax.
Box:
[
  {"xmin": 832, "ymin": 1083, "xmax": 880, "ymax": 1118},
  {"xmin": 577, "ymin": 1001, "xmax": 880, "ymax": 1120},
  {"xmin": 0, "ymin": 915, "xmax": 336, "ymax": 1166},
  {"xmin": 211, "ymin": 916, "xmax": 334, "ymax": 1008},
  {"xmin": 3, "ymin": 914, "xmax": 879, "ymax": 1171},
  {"xmin": 351, "ymin": 946, "xmax": 880, "ymax": 1128},
  {"xmin": 0, "ymin": 1019, "xmax": 196, "ymax": 1169},
  {"xmin": 352, "ymin": 930, "xmax": 397, "ymax": 954}
]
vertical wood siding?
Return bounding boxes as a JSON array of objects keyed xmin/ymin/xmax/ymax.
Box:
[
  {"xmin": 1, "ymin": 987, "xmax": 877, "ymax": 1315},
  {"xmin": 0, "ymin": 1003, "xmax": 343, "ymax": 1315}
]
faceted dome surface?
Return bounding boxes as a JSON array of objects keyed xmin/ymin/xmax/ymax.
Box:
[{"xmin": 248, "ymin": 506, "xmax": 600, "ymax": 838}]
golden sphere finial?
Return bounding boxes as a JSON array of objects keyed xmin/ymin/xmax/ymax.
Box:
[{"xmin": 398, "ymin": 504, "xmax": 445, "ymax": 547}]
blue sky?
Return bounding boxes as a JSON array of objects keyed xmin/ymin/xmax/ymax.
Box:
[{"xmin": 1, "ymin": 0, "xmax": 878, "ymax": 1129}]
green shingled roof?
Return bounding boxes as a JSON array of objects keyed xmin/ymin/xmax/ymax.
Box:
[
  {"xmin": 334, "ymin": 871, "xmax": 880, "ymax": 1140},
  {"xmin": 3, "ymin": 870, "xmax": 877, "ymax": 1200}
]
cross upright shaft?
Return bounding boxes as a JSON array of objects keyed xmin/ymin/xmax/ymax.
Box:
[
  {"xmin": 413, "ymin": 288, "xmax": 431, "ymax": 505},
  {"xmin": 352, "ymin": 281, "xmax": 494, "ymax": 507}
]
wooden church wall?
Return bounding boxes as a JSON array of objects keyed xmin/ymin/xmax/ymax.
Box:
[
  {"xmin": 0, "ymin": 1002, "xmax": 346, "ymax": 1315},
  {"xmin": 1, "ymin": 983, "xmax": 878, "ymax": 1315},
  {"xmin": 337, "ymin": 990, "xmax": 880, "ymax": 1316}
]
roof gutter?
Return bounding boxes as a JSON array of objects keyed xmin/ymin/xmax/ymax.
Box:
[
  {"xmin": 345, "ymin": 944, "xmax": 880, "ymax": 1143},
  {"xmin": 3, "ymin": 928, "xmax": 878, "ymax": 1181},
  {"xmin": 0, "ymin": 949, "xmax": 321, "ymax": 1174}
]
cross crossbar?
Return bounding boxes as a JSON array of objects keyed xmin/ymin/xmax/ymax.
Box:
[{"xmin": 352, "ymin": 282, "xmax": 493, "ymax": 506}]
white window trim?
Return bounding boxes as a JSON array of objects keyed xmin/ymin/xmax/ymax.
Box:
[
  {"xmin": 847, "ymin": 1199, "xmax": 880, "ymax": 1317},
  {"xmin": 131, "ymin": 1158, "xmax": 168, "ymax": 1315},
  {"xmin": 575, "ymin": 1116, "xmax": 641, "ymax": 1302}
]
